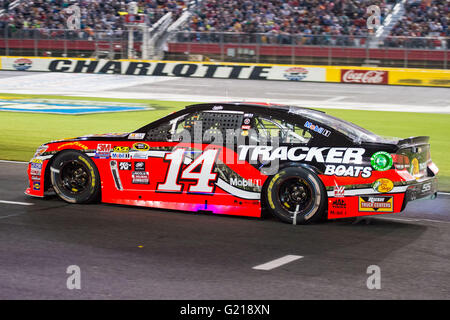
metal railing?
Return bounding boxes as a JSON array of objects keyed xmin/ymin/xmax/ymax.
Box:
[
  {"xmin": 168, "ymin": 32, "xmax": 449, "ymax": 69},
  {"xmin": 0, "ymin": 28, "xmax": 448, "ymax": 69}
]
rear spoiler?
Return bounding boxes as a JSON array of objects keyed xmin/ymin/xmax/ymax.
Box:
[{"xmin": 397, "ymin": 136, "xmax": 430, "ymax": 148}]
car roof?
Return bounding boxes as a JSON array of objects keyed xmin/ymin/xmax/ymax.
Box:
[{"xmin": 185, "ymin": 102, "xmax": 324, "ymax": 114}]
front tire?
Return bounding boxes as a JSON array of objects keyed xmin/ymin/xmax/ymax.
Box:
[
  {"xmin": 265, "ymin": 166, "xmax": 327, "ymax": 224},
  {"xmin": 50, "ymin": 150, "xmax": 101, "ymax": 204}
]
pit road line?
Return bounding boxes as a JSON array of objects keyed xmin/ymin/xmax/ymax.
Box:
[
  {"xmin": 252, "ymin": 255, "xmax": 303, "ymax": 271},
  {"xmin": 0, "ymin": 200, "xmax": 34, "ymax": 206}
]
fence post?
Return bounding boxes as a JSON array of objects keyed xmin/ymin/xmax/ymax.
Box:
[
  {"xmin": 404, "ymin": 46, "xmax": 408, "ymax": 68},
  {"xmin": 63, "ymin": 30, "xmax": 67, "ymax": 57},
  {"xmin": 291, "ymin": 35, "xmax": 295, "ymax": 65},
  {"xmin": 5, "ymin": 24, "xmax": 9, "ymax": 56},
  {"xmin": 444, "ymin": 39, "xmax": 448, "ymax": 69},
  {"xmin": 34, "ymin": 30, "xmax": 38, "ymax": 56},
  {"xmin": 220, "ymin": 33, "xmax": 224, "ymax": 62}
]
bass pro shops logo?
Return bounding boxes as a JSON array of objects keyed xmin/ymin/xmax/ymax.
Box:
[
  {"xmin": 13, "ymin": 58, "xmax": 33, "ymax": 71},
  {"xmin": 283, "ymin": 67, "xmax": 308, "ymax": 81}
]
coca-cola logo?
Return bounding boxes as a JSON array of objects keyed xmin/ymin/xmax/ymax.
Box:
[{"xmin": 341, "ymin": 69, "xmax": 388, "ymax": 84}]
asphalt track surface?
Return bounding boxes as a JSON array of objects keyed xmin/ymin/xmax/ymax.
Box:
[
  {"xmin": 0, "ymin": 161, "xmax": 449, "ymax": 299},
  {"xmin": 0, "ymin": 71, "xmax": 449, "ymax": 113},
  {"xmin": 0, "ymin": 71, "xmax": 449, "ymax": 299}
]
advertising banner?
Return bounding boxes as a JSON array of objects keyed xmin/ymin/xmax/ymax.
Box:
[{"xmin": 0, "ymin": 57, "xmax": 326, "ymax": 82}]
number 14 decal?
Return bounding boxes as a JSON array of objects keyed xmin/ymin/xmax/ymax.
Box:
[{"xmin": 157, "ymin": 148, "xmax": 219, "ymax": 193}]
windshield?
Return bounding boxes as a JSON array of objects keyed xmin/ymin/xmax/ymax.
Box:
[{"xmin": 289, "ymin": 107, "xmax": 384, "ymax": 143}]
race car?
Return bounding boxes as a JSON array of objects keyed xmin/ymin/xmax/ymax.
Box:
[{"xmin": 26, "ymin": 102, "xmax": 439, "ymax": 224}]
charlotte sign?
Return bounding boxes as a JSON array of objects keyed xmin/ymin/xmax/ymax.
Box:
[{"xmin": 1, "ymin": 57, "xmax": 326, "ymax": 82}]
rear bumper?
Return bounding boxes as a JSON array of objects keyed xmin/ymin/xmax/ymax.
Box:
[{"xmin": 403, "ymin": 176, "xmax": 438, "ymax": 203}]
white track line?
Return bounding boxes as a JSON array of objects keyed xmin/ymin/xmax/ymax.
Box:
[
  {"xmin": 253, "ymin": 255, "xmax": 303, "ymax": 271},
  {"xmin": 0, "ymin": 160, "xmax": 27, "ymax": 164},
  {"xmin": 0, "ymin": 200, "xmax": 34, "ymax": 206}
]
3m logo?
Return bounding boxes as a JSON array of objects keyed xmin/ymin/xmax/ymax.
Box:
[
  {"xmin": 358, "ymin": 196, "xmax": 393, "ymax": 212},
  {"xmin": 97, "ymin": 144, "xmax": 111, "ymax": 152}
]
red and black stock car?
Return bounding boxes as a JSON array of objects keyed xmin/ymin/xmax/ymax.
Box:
[{"xmin": 26, "ymin": 102, "xmax": 439, "ymax": 224}]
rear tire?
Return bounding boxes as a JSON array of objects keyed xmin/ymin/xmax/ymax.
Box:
[
  {"xmin": 50, "ymin": 151, "xmax": 101, "ymax": 204},
  {"xmin": 264, "ymin": 166, "xmax": 327, "ymax": 224}
]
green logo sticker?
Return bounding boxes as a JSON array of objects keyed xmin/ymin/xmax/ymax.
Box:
[{"xmin": 371, "ymin": 151, "xmax": 393, "ymax": 171}]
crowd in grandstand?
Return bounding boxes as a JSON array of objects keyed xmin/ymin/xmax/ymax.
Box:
[
  {"xmin": 0, "ymin": 0, "xmax": 187, "ymax": 38},
  {"xmin": 0, "ymin": 0, "xmax": 447, "ymax": 49},
  {"xmin": 382, "ymin": 0, "xmax": 448, "ymax": 48}
]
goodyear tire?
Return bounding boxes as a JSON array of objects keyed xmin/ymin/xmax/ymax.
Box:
[
  {"xmin": 50, "ymin": 150, "xmax": 101, "ymax": 204},
  {"xmin": 265, "ymin": 167, "xmax": 327, "ymax": 224}
]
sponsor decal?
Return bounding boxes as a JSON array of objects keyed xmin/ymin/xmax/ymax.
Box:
[
  {"xmin": 113, "ymin": 146, "xmax": 130, "ymax": 153},
  {"xmin": 30, "ymin": 158, "xmax": 43, "ymax": 164},
  {"xmin": 34, "ymin": 145, "xmax": 48, "ymax": 157},
  {"xmin": 324, "ymin": 165, "xmax": 372, "ymax": 178},
  {"xmin": 244, "ymin": 113, "xmax": 254, "ymax": 118},
  {"xmin": 95, "ymin": 144, "xmax": 111, "ymax": 159},
  {"xmin": 31, "ymin": 175, "xmax": 41, "ymax": 181},
  {"xmin": 283, "ymin": 67, "xmax": 308, "ymax": 81},
  {"xmin": 329, "ymin": 198, "xmax": 347, "ymax": 216},
  {"xmin": 57, "ymin": 142, "xmax": 88, "ymax": 150},
  {"xmin": 304, "ymin": 121, "xmax": 331, "ymax": 137},
  {"xmin": 243, "ymin": 118, "xmax": 251, "ymax": 125},
  {"xmin": 212, "ymin": 105, "xmax": 223, "ymax": 110},
  {"xmin": 341, "ymin": 69, "xmax": 388, "ymax": 84},
  {"xmin": 134, "ymin": 161, "xmax": 146, "ymax": 171},
  {"xmin": 118, "ymin": 162, "xmax": 132, "ymax": 170},
  {"xmin": 32, "ymin": 181, "xmax": 41, "ymax": 191},
  {"xmin": 358, "ymin": 196, "xmax": 393, "ymax": 212},
  {"xmin": 13, "ymin": 58, "xmax": 33, "ymax": 71},
  {"xmin": 131, "ymin": 152, "xmax": 148, "ymax": 159},
  {"xmin": 411, "ymin": 158, "xmax": 419, "ymax": 175},
  {"xmin": 31, "ymin": 162, "xmax": 42, "ymax": 170},
  {"xmin": 132, "ymin": 171, "xmax": 149, "ymax": 184},
  {"xmin": 239, "ymin": 146, "xmax": 365, "ymax": 164},
  {"xmin": 30, "ymin": 168, "xmax": 41, "ymax": 175},
  {"xmin": 241, "ymin": 125, "xmax": 251, "ymax": 130},
  {"xmin": 230, "ymin": 178, "xmax": 262, "ymax": 188},
  {"xmin": 334, "ymin": 186, "xmax": 345, "ymax": 197},
  {"xmin": 372, "ymin": 178, "xmax": 394, "ymax": 193},
  {"xmin": 132, "ymin": 143, "xmax": 150, "ymax": 151},
  {"xmin": 110, "ymin": 160, "xmax": 123, "ymax": 190},
  {"xmin": 110, "ymin": 152, "xmax": 131, "ymax": 160},
  {"xmin": 422, "ymin": 182, "xmax": 432, "ymax": 193},
  {"xmin": 128, "ymin": 133, "xmax": 145, "ymax": 140},
  {"xmin": 371, "ymin": 151, "xmax": 393, "ymax": 171}
]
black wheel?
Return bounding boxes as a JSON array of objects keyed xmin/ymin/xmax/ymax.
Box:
[
  {"xmin": 50, "ymin": 150, "xmax": 101, "ymax": 204},
  {"xmin": 265, "ymin": 166, "xmax": 327, "ymax": 224}
]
